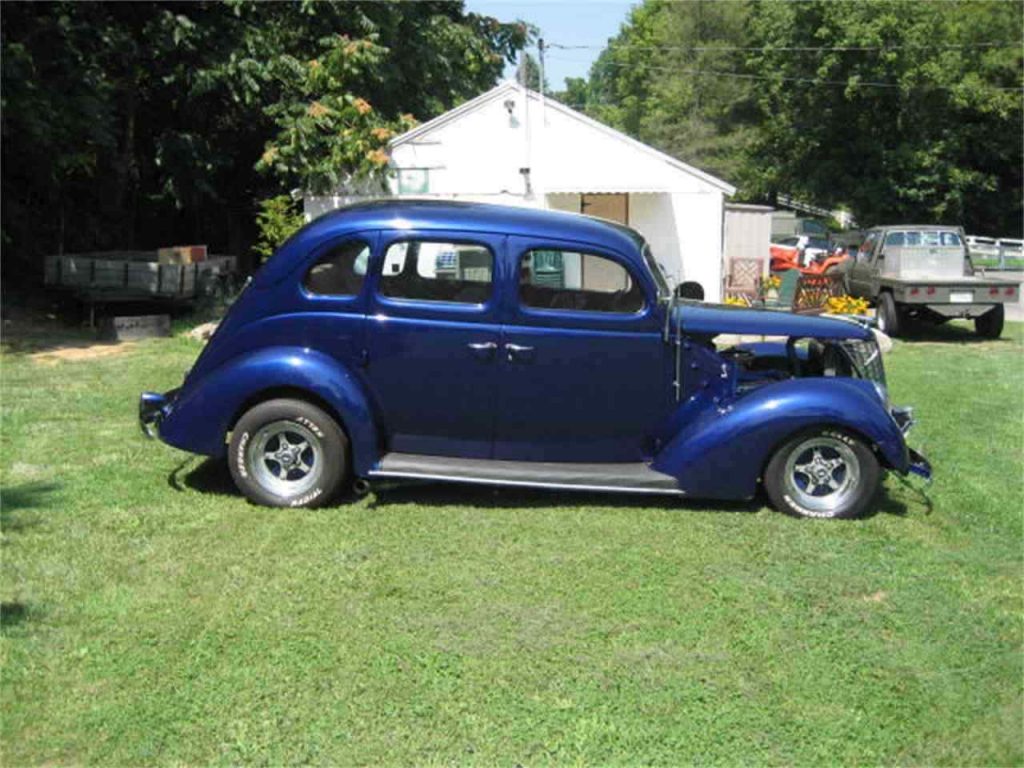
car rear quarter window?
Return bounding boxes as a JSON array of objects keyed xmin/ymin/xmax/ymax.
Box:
[
  {"xmin": 379, "ymin": 240, "xmax": 493, "ymax": 304},
  {"xmin": 303, "ymin": 240, "xmax": 369, "ymax": 296},
  {"xmin": 519, "ymin": 249, "xmax": 643, "ymax": 313}
]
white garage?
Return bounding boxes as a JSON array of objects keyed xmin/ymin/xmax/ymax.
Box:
[{"xmin": 305, "ymin": 79, "xmax": 736, "ymax": 301}]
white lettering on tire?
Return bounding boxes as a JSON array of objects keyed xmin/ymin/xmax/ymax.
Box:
[
  {"xmin": 289, "ymin": 487, "xmax": 323, "ymax": 507},
  {"xmin": 295, "ymin": 416, "xmax": 324, "ymax": 438},
  {"xmin": 236, "ymin": 431, "xmax": 250, "ymax": 478}
]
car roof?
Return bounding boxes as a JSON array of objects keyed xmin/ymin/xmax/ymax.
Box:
[{"xmin": 257, "ymin": 199, "xmax": 648, "ymax": 287}]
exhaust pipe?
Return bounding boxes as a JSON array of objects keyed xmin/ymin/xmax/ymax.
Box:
[{"xmin": 353, "ymin": 478, "xmax": 371, "ymax": 496}]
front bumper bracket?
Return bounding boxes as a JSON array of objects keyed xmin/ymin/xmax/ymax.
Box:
[
  {"xmin": 908, "ymin": 447, "xmax": 932, "ymax": 484},
  {"xmin": 139, "ymin": 389, "xmax": 177, "ymax": 439}
]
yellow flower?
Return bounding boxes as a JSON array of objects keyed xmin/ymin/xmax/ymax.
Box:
[
  {"xmin": 365, "ymin": 148, "xmax": 389, "ymax": 166},
  {"xmin": 370, "ymin": 126, "xmax": 393, "ymax": 142},
  {"xmin": 824, "ymin": 295, "xmax": 869, "ymax": 315},
  {"xmin": 353, "ymin": 98, "xmax": 372, "ymax": 116},
  {"xmin": 260, "ymin": 145, "xmax": 278, "ymax": 165},
  {"xmin": 308, "ymin": 59, "xmax": 320, "ymax": 70},
  {"xmin": 307, "ymin": 101, "xmax": 330, "ymax": 119}
]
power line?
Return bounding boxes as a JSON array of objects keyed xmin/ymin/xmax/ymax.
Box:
[
  {"xmin": 548, "ymin": 41, "xmax": 1022, "ymax": 53},
  {"xmin": 545, "ymin": 54, "xmax": 1024, "ymax": 92}
]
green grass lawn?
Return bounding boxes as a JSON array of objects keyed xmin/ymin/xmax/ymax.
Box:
[
  {"xmin": 2, "ymin": 320, "xmax": 1022, "ymax": 765},
  {"xmin": 973, "ymin": 257, "xmax": 1024, "ymax": 270}
]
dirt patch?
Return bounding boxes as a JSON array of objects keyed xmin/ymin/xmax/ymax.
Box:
[{"xmin": 28, "ymin": 341, "xmax": 137, "ymax": 364}]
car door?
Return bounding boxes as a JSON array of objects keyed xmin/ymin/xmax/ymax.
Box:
[
  {"xmin": 292, "ymin": 233, "xmax": 376, "ymax": 370},
  {"xmin": 847, "ymin": 231, "xmax": 881, "ymax": 297},
  {"xmin": 493, "ymin": 236, "xmax": 671, "ymax": 463},
  {"xmin": 364, "ymin": 230, "xmax": 505, "ymax": 458}
]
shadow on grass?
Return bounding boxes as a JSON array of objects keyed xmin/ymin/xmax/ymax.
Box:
[
  {"xmin": 873, "ymin": 476, "xmax": 934, "ymax": 518},
  {"xmin": 0, "ymin": 481, "xmax": 61, "ymax": 532},
  {"xmin": 166, "ymin": 457, "xmax": 924, "ymax": 519},
  {"xmin": 368, "ymin": 480, "xmax": 762, "ymax": 515},
  {"xmin": 1, "ymin": 602, "xmax": 31, "ymax": 633},
  {"xmin": 897, "ymin": 319, "xmax": 1014, "ymax": 345},
  {"xmin": 168, "ymin": 456, "xmax": 236, "ymax": 496}
]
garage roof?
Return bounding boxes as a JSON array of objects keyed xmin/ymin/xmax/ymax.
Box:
[{"xmin": 390, "ymin": 80, "xmax": 736, "ymax": 197}]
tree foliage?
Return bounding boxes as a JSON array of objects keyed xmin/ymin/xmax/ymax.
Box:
[
  {"xmin": 745, "ymin": 0, "xmax": 1022, "ymax": 232},
  {"xmin": 554, "ymin": 1, "xmax": 758, "ymax": 185},
  {"xmin": 557, "ymin": 0, "xmax": 1022, "ymax": 234},
  {"xmin": 1, "ymin": 1, "xmax": 528, "ymax": 280},
  {"xmin": 253, "ymin": 195, "xmax": 305, "ymax": 259}
]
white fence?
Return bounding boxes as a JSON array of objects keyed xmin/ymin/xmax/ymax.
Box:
[{"xmin": 965, "ymin": 236, "xmax": 1024, "ymax": 270}]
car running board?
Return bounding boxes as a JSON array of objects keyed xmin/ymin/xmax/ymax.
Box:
[{"xmin": 369, "ymin": 453, "xmax": 684, "ymax": 495}]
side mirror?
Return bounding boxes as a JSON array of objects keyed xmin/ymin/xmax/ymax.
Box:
[{"xmin": 676, "ymin": 281, "xmax": 705, "ymax": 301}]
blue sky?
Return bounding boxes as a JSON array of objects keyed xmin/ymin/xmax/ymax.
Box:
[{"xmin": 464, "ymin": 0, "xmax": 637, "ymax": 91}]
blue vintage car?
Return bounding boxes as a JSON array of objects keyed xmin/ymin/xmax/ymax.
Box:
[{"xmin": 140, "ymin": 200, "xmax": 930, "ymax": 518}]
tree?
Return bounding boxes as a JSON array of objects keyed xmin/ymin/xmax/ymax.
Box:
[
  {"xmin": 0, "ymin": 1, "xmax": 529, "ymax": 283},
  {"xmin": 745, "ymin": 0, "xmax": 1023, "ymax": 233},
  {"xmin": 558, "ymin": 0, "xmax": 1021, "ymax": 234},
  {"xmin": 558, "ymin": 0, "xmax": 758, "ymax": 184}
]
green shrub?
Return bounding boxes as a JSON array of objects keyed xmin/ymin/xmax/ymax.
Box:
[{"xmin": 254, "ymin": 195, "xmax": 304, "ymax": 260}]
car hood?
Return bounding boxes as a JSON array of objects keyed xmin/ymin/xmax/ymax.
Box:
[{"xmin": 676, "ymin": 303, "xmax": 873, "ymax": 340}]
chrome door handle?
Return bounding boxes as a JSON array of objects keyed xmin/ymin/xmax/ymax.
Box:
[
  {"xmin": 467, "ymin": 341, "xmax": 498, "ymax": 359},
  {"xmin": 505, "ymin": 343, "xmax": 535, "ymax": 361}
]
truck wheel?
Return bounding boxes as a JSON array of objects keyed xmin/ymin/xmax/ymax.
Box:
[
  {"xmin": 975, "ymin": 304, "xmax": 1004, "ymax": 339},
  {"xmin": 764, "ymin": 428, "xmax": 881, "ymax": 519},
  {"xmin": 228, "ymin": 398, "xmax": 348, "ymax": 508},
  {"xmin": 876, "ymin": 292, "xmax": 901, "ymax": 337}
]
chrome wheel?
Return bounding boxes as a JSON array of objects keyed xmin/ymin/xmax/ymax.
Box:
[
  {"xmin": 247, "ymin": 420, "xmax": 323, "ymax": 498},
  {"xmin": 782, "ymin": 436, "xmax": 861, "ymax": 517}
]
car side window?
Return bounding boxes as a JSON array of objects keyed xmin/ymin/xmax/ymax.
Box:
[
  {"xmin": 858, "ymin": 233, "xmax": 878, "ymax": 263},
  {"xmin": 379, "ymin": 240, "xmax": 493, "ymax": 304},
  {"xmin": 884, "ymin": 231, "xmax": 905, "ymax": 247},
  {"xmin": 519, "ymin": 249, "xmax": 643, "ymax": 313},
  {"xmin": 303, "ymin": 240, "xmax": 370, "ymax": 296}
]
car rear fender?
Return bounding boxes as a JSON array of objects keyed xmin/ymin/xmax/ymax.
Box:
[
  {"xmin": 158, "ymin": 346, "xmax": 380, "ymax": 475},
  {"xmin": 652, "ymin": 378, "xmax": 907, "ymax": 500}
]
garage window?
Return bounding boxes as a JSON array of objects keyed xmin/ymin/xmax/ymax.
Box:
[{"xmin": 519, "ymin": 249, "xmax": 643, "ymax": 313}]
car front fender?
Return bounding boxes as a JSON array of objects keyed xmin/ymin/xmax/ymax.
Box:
[
  {"xmin": 158, "ymin": 346, "xmax": 380, "ymax": 475},
  {"xmin": 652, "ymin": 378, "xmax": 908, "ymax": 500}
]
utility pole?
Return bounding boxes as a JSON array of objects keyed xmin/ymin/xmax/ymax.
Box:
[{"xmin": 538, "ymin": 38, "xmax": 546, "ymax": 111}]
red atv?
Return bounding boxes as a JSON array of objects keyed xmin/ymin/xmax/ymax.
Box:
[{"xmin": 770, "ymin": 236, "xmax": 849, "ymax": 275}]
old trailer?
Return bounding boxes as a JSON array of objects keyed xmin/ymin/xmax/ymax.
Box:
[{"xmin": 44, "ymin": 250, "xmax": 238, "ymax": 324}]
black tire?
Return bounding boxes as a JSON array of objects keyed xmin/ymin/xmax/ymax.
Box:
[
  {"xmin": 975, "ymin": 304, "xmax": 1004, "ymax": 339},
  {"xmin": 763, "ymin": 427, "xmax": 881, "ymax": 519},
  {"xmin": 876, "ymin": 292, "xmax": 901, "ymax": 337},
  {"xmin": 228, "ymin": 398, "xmax": 349, "ymax": 508}
]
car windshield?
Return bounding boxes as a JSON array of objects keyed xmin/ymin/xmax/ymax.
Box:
[
  {"xmin": 807, "ymin": 238, "xmax": 830, "ymax": 250},
  {"xmin": 642, "ymin": 243, "xmax": 671, "ymax": 300}
]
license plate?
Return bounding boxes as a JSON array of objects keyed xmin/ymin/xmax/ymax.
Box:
[{"xmin": 950, "ymin": 291, "xmax": 973, "ymax": 303}]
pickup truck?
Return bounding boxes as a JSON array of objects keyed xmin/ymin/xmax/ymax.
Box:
[{"xmin": 842, "ymin": 225, "xmax": 1019, "ymax": 338}]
